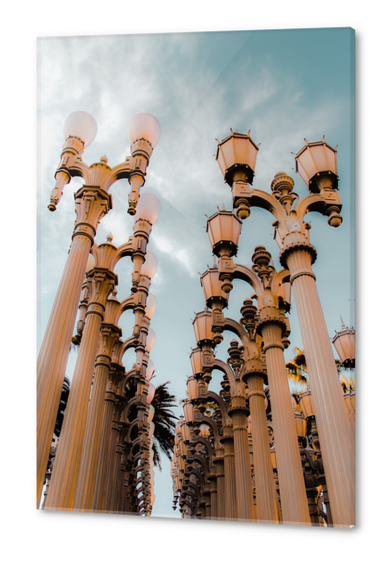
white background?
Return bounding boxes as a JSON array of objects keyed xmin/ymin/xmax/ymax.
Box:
[{"xmin": 2, "ymin": 1, "xmax": 384, "ymax": 560}]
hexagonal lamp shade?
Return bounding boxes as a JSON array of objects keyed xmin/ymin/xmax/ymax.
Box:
[
  {"xmin": 200, "ymin": 267, "xmax": 229, "ymax": 310},
  {"xmin": 332, "ymin": 318, "xmax": 355, "ymax": 368},
  {"xmin": 216, "ymin": 130, "xmax": 259, "ymax": 186},
  {"xmin": 294, "ymin": 137, "xmax": 338, "ymax": 193},
  {"xmin": 192, "ymin": 310, "xmax": 214, "ymax": 348},
  {"xmin": 187, "ymin": 376, "xmax": 199, "ymax": 401},
  {"xmin": 181, "ymin": 422, "xmax": 191, "ymax": 443},
  {"xmin": 206, "ymin": 210, "xmax": 242, "ymax": 257},
  {"xmin": 179, "ymin": 440, "xmax": 187, "ymax": 457},
  {"xmin": 176, "ymin": 420, "xmax": 183, "ymax": 436},
  {"xmin": 189, "ymin": 347, "xmax": 203, "ymax": 377},
  {"xmin": 183, "ymin": 401, "xmax": 194, "ymax": 424},
  {"xmin": 299, "ymin": 389, "xmax": 315, "ymax": 419}
]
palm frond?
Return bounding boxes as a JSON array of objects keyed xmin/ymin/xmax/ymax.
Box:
[{"xmin": 151, "ymin": 381, "xmax": 178, "ymax": 463}]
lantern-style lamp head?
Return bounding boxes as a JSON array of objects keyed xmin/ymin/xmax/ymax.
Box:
[
  {"xmin": 216, "ymin": 130, "xmax": 259, "ymax": 187},
  {"xmin": 187, "ymin": 376, "xmax": 200, "ymax": 401},
  {"xmin": 141, "ymin": 251, "xmax": 158, "ymax": 279},
  {"xmin": 332, "ymin": 316, "xmax": 355, "ymax": 369},
  {"xmin": 183, "ymin": 401, "xmax": 195, "ymax": 424},
  {"xmin": 63, "ymin": 111, "xmax": 98, "ymax": 148},
  {"xmin": 176, "ymin": 419, "xmax": 183, "ymax": 436},
  {"xmin": 200, "ymin": 266, "xmax": 229, "ymax": 311},
  {"xmin": 133, "ymin": 193, "xmax": 161, "ymax": 225},
  {"xmin": 189, "ymin": 347, "xmax": 203, "ymax": 377},
  {"xmin": 206, "ymin": 209, "xmax": 242, "ymax": 258},
  {"xmin": 181, "ymin": 422, "xmax": 191, "ymax": 444},
  {"xmin": 299, "ymin": 389, "xmax": 315, "ymax": 419},
  {"xmin": 294, "ymin": 136, "xmax": 338, "ymax": 193},
  {"xmin": 192, "ymin": 310, "xmax": 214, "ymax": 349}
]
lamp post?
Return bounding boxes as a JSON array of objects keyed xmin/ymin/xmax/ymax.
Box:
[
  {"xmin": 37, "ymin": 111, "xmax": 161, "ymax": 505},
  {"xmin": 206, "ymin": 204, "xmax": 309, "ymax": 524},
  {"xmin": 216, "ymin": 131, "xmax": 354, "ymax": 527}
]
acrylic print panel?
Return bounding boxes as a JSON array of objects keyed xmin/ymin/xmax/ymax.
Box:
[{"xmin": 37, "ymin": 28, "xmax": 355, "ymax": 527}]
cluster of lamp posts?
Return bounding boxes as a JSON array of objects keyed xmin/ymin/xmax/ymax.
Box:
[
  {"xmin": 37, "ymin": 112, "xmax": 355, "ymax": 527},
  {"xmin": 37, "ymin": 111, "xmax": 162, "ymax": 514},
  {"xmin": 170, "ymin": 131, "xmax": 355, "ymax": 527}
]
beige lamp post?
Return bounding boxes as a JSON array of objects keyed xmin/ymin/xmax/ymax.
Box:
[
  {"xmin": 37, "ymin": 111, "xmax": 161, "ymax": 505},
  {"xmin": 45, "ymin": 213, "xmax": 158, "ymax": 511},
  {"xmin": 73, "ymin": 262, "xmax": 158, "ymax": 511},
  {"xmin": 188, "ymin": 370, "xmax": 238, "ymax": 522},
  {"xmin": 197, "ymin": 334, "xmax": 255, "ymax": 521},
  {"xmin": 216, "ymin": 132, "xmax": 354, "ymax": 527},
  {"xmin": 186, "ymin": 384, "xmax": 226, "ymax": 520}
]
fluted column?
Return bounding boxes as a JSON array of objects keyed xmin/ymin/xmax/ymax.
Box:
[
  {"xmin": 45, "ymin": 269, "xmax": 116, "ymax": 511},
  {"xmin": 209, "ymin": 469, "xmax": 218, "ymax": 519},
  {"xmin": 285, "ymin": 247, "xmax": 354, "ymax": 527},
  {"xmin": 204, "ymin": 487, "xmax": 211, "ymax": 518},
  {"xmin": 261, "ymin": 322, "xmax": 310, "ymax": 525},
  {"xmin": 214, "ymin": 450, "xmax": 225, "ymax": 519},
  {"xmin": 37, "ymin": 188, "xmax": 111, "ymax": 505},
  {"xmin": 228, "ymin": 390, "xmax": 255, "ymax": 521},
  {"xmin": 73, "ymin": 325, "xmax": 120, "ymax": 511},
  {"xmin": 92, "ymin": 368, "xmax": 123, "ymax": 512},
  {"xmin": 221, "ymin": 429, "xmax": 237, "ymax": 520},
  {"xmin": 244, "ymin": 371, "xmax": 279, "ymax": 524},
  {"xmin": 110, "ymin": 440, "xmax": 124, "ymax": 513}
]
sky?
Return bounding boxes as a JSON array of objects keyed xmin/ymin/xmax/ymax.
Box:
[{"xmin": 37, "ymin": 27, "xmax": 355, "ymax": 519}]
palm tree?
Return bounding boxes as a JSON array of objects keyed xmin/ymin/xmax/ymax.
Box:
[
  {"xmin": 151, "ymin": 381, "xmax": 178, "ymax": 469},
  {"xmin": 285, "ymin": 347, "xmax": 309, "ymax": 387},
  {"xmin": 286, "ymin": 346, "xmax": 344, "ymax": 389}
]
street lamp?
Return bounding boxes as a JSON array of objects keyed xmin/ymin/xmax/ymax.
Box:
[
  {"xmin": 216, "ymin": 129, "xmax": 259, "ymax": 187},
  {"xmin": 294, "ymin": 136, "xmax": 339, "ymax": 193},
  {"xmin": 214, "ymin": 129, "xmax": 353, "ymax": 527},
  {"xmin": 37, "ymin": 110, "xmax": 161, "ymax": 506},
  {"xmin": 332, "ymin": 316, "xmax": 356, "ymax": 369}
]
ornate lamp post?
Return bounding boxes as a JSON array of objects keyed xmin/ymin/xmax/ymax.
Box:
[
  {"xmin": 206, "ymin": 203, "xmax": 309, "ymax": 524},
  {"xmin": 37, "ymin": 111, "xmax": 161, "ymax": 505},
  {"xmin": 215, "ymin": 131, "xmax": 354, "ymax": 527}
]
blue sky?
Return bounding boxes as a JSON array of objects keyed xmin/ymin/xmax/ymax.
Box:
[{"xmin": 37, "ymin": 27, "xmax": 355, "ymax": 519}]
